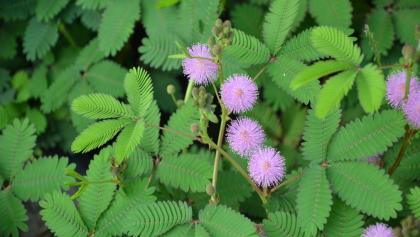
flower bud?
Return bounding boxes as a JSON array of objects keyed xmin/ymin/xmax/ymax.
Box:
[
  {"xmin": 208, "ymin": 37, "xmax": 216, "ymax": 48},
  {"xmin": 215, "ymin": 19, "xmax": 223, "ymax": 28},
  {"xmin": 212, "ymin": 45, "xmax": 222, "ymax": 56},
  {"xmin": 402, "ymin": 45, "xmax": 415, "ymax": 61},
  {"xmin": 206, "ymin": 184, "xmax": 215, "ymax": 195},
  {"xmin": 223, "ymin": 20, "xmax": 231, "ymax": 29},
  {"xmin": 166, "ymin": 84, "xmax": 176, "ymax": 95}
]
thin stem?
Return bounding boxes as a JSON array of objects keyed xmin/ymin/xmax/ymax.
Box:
[
  {"xmin": 67, "ymin": 179, "xmax": 118, "ymax": 186},
  {"xmin": 388, "ymin": 127, "xmax": 417, "ymax": 176},
  {"xmin": 145, "ymin": 124, "xmax": 199, "ymax": 141},
  {"xmin": 210, "ymin": 108, "xmax": 228, "ymax": 203},
  {"xmin": 270, "ymin": 172, "xmax": 304, "ymax": 194},
  {"xmin": 184, "ymin": 80, "xmax": 194, "ymax": 103},
  {"xmin": 404, "ymin": 65, "xmax": 412, "ymax": 99},
  {"xmin": 58, "ymin": 23, "xmax": 79, "ymax": 49},
  {"xmin": 65, "ymin": 169, "xmax": 86, "ymax": 181},
  {"xmin": 211, "ymin": 81, "xmax": 223, "ymax": 106},
  {"xmin": 253, "ymin": 63, "xmax": 269, "ymax": 81},
  {"xmin": 206, "ymin": 139, "xmax": 267, "ymax": 204},
  {"xmin": 170, "ymin": 94, "xmax": 178, "ymax": 106}
]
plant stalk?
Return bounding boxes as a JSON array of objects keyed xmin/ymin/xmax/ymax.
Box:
[
  {"xmin": 184, "ymin": 80, "xmax": 194, "ymax": 103},
  {"xmin": 388, "ymin": 127, "xmax": 417, "ymax": 176},
  {"xmin": 58, "ymin": 23, "xmax": 79, "ymax": 49}
]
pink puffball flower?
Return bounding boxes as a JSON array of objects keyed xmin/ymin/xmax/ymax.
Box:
[
  {"xmin": 182, "ymin": 44, "xmax": 218, "ymax": 85},
  {"xmin": 363, "ymin": 223, "xmax": 394, "ymax": 237},
  {"xmin": 404, "ymin": 91, "xmax": 420, "ymax": 129},
  {"xmin": 220, "ymin": 74, "xmax": 258, "ymax": 113},
  {"xmin": 248, "ymin": 147, "xmax": 286, "ymax": 188},
  {"xmin": 386, "ymin": 71, "xmax": 419, "ymax": 108},
  {"xmin": 226, "ymin": 117, "xmax": 265, "ymax": 157}
]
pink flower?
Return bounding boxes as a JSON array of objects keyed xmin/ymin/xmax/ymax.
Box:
[
  {"xmin": 363, "ymin": 223, "xmax": 394, "ymax": 237},
  {"xmin": 248, "ymin": 147, "xmax": 286, "ymax": 187},
  {"xmin": 182, "ymin": 44, "xmax": 218, "ymax": 85},
  {"xmin": 386, "ymin": 71, "xmax": 419, "ymax": 108},
  {"xmin": 220, "ymin": 74, "xmax": 258, "ymax": 113},
  {"xmin": 404, "ymin": 91, "xmax": 420, "ymax": 129},
  {"xmin": 226, "ymin": 117, "xmax": 265, "ymax": 157}
]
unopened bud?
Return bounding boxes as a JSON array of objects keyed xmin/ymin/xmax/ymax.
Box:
[
  {"xmin": 176, "ymin": 100, "xmax": 184, "ymax": 107},
  {"xmin": 215, "ymin": 19, "xmax": 223, "ymax": 28},
  {"xmin": 206, "ymin": 184, "xmax": 215, "ymax": 195},
  {"xmin": 223, "ymin": 20, "xmax": 231, "ymax": 29},
  {"xmin": 212, "ymin": 45, "xmax": 222, "ymax": 56},
  {"xmin": 192, "ymin": 87, "xmax": 199, "ymax": 98},
  {"xmin": 208, "ymin": 37, "xmax": 216, "ymax": 48},
  {"xmin": 402, "ymin": 45, "xmax": 415, "ymax": 61},
  {"xmin": 212, "ymin": 26, "xmax": 222, "ymax": 37},
  {"xmin": 166, "ymin": 84, "xmax": 176, "ymax": 95},
  {"xmin": 190, "ymin": 123, "xmax": 199, "ymax": 133}
]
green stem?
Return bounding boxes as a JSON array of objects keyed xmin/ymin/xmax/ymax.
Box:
[
  {"xmin": 210, "ymin": 108, "xmax": 228, "ymax": 204},
  {"xmin": 67, "ymin": 179, "xmax": 118, "ymax": 186},
  {"xmin": 184, "ymin": 80, "xmax": 194, "ymax": 103},
  {"xmin": 388, "ymin": 127, "xmax": 417, "ymax": 176},
  {"xmin": 206, "ymin": 139, "xmax": 267, "ymax": 204},
  {"xmin": 270, "ymin": 172, "xmax": 303, "ymax": 194},
  {"xmin": 65, "ymin": 169, "xmax": 86, "ymax": 181},
  {"xmin": 253, "ymin": 63, "xmax": 269, "ymax": 81},
  {"xmin": 404, "ymin": 65, "xmax": 412, "ymax": 100},
  {"xmin": 58, "ymin": 23, "xmax": 79, "ymax": 49}
]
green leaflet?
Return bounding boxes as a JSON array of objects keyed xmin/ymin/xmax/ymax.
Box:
[
  {"xmin": 327, "ymin": 110, "xmax": 405, "ymax": 161},
  {"xmin": 84, "ymin": 60, "xmax": 126, "ymax": 97},
  {"xmin": 362, "ymin": 9, "xmax": 394, "ymax": 57},
  {"xmin": 124, "ymin": 67, "xmax": 154, "ymax": 117},
  {"xmin": 76, "ymin": 0, "xmax": 109, "ymax": 10},
  {"xmin": 291, "ymin": 60, "xmax": 353, "ymax": 90},
  {"xmin": 124, "ymin": 148, "xmax": 153, "ymax": 178},
  {"xmin": 12, "ymin": 156, "xmax": 73, "ymax": 201},
  {"xmin": 139, "ymin": 35, "xmax": 182, "ymax": 71},
  {"xmin": 231, "ymin": 4, "xmax": 264, "ymax": 39},
  {"xmin": 297, "ymin": 166, "xmax": 332, "ymax": 235},
  {"xmin": 224, "ymin": 29, "xmax": 271, "ymax": 67},
  {"xmin": 160, "ymin": 101, "xmax": 200, "ymax": 157},
  {"xmin": 407, "ymin": 187, "xmax": 420, "ymax": 218},
  {"xmin": 393, "ymin": 9, "xmax": 420, "ymax": 45},
  {"xmin": 327, "ymin": 162, "xmax": 402, "ymax": 219},
  {"xmin": 315, "ymin": 69, "xmax": 357, "ymax": 118},
  {"xmin": 71, "ymin": 118, "xmax": 130, "ymax": 153},
  {"xmin": 311, "ymin": 26, "xmax": 363, "ymax": 65},
  {"xmin": 138, "ymin": 101, "xmax": 161, "ymax": 154},
  {"xmin": 23, "ymin": 18, "xmax": 58, "ymax": 61},
  {"xmin": 40, "ymin": 192, "xmax": 89, "ymax": 237},
  {"xmin": 0, "ymin": 189, "xmax": 28, "ymax": 237},
  {"xmin": 356, "ymin": 64, "xmax": 385, "ymax": 113},
  {"xmin": 35, "ymin": 0, "xmax": 69, "ymax": 21},
  {"xmin": 263, "ymin": 0, "xmax": 301, "ymax": 54},
  {"xmin": 199, "ymin": 205, "xmax": 259, "ymax": 237},
  {"xmin": 79, "ymin": 147, "xmax": 116, "ymax": 230},
  {"xmin": 72, "ymin": 93, "xmax": 133, "ymax": 120},
  {"xmin": 302, "ymin": 109, "xmax": 341, "ymax": 161},
  {"xmin": 114, "ymin": 119, "xmax": 146, "ymax": 164},
  {"xmin": 323, "ymin": 199, "xmax": 364, "ymax": 237},
  {"xmin": 263, "ymin": 211, "xmax": 306, "ymax": 237},
  {"xmin": 309, "ymin": 0, "xmax": 353, "ymax": 33},
  {"xmin": 75, "ymin": 38, "xmax": 106, "ymax": 71},
  {"xmin": 156, "ymin": 154, "xmax": 213, "ymax": 193},
  {"xmin": 125, "ymin": 201, "xmax": 192, "ymax": 237},
  {"xmin": 0, "ymin": 0, "xmax": 35, "ymax": 21},
  {"xmin": 279, "ymin": 28, "xmax": 325, "ymax": 62},
  {"xmin": 98, "ymin": 0, "xmax": 141, "ymax": 56},
  {"xmin": 0, "ymin": 119, "xmax": 36, "ymax": 179}
]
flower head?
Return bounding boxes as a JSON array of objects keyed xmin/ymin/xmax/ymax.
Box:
[
  {"xmin": 182, "ymin": 44, "xmax": 218, "ymax": 85},
  {"xmin": 386, "ymin": 71, "xmax": 419, "ymax": 108},
  {"xmin": 226, "ymin": 117, "xmax": 265, "ymax": 156},
  {"xmin": 221, "ymin": 74, "xmax": 258, "ymax": 113},
  {"xmin": 248, "ymin": 147, "xmax": 286, "ymax": 187},
  {"xmin": 363, "ymin": 223, "xmax": 394, "ymax": 237},
  {"xmin": 404, "ymin": 91, "xmax": 420, "ymax": 129}
]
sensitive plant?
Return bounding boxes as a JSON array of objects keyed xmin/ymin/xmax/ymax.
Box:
[{"xmin": 0, "ymin": 0, "xmax": 420, "ymax": 237}]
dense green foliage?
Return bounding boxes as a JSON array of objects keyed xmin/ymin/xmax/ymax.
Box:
[{"xmin": 0, "ymin": 0, "xmax": 419, "ymax": 236}]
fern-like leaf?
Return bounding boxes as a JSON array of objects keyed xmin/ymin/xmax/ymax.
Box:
[
  {"xmin": 40, "ymin": 192, "xmax": 88, "ymax": 237},
  {"xmin": 0, "ymin": 0, "xmax": 35, "ymax": 21},
  {"xmin": 0, "ymin": 119, "xmax": 36, "ymax": 179},
  {"xmin": 263, "ymin": 0, "xmax": 300, "ymax": 54},
  {"xmin": 98, "ymin": 0, "xmax": 141, "ymax": 56},
  {"xmin": 231, "ymin": 4, "xmax": 264, "ymax": 39},
  {"xmin": 75, "ymin": 38, "xmax": 106, "ymax": 71},
  {"xmin": 199, "ymin": 204, "xmax": 258, "ymax": 237},
  {"xmin": 224, "ymin": 29, "xmax": 270, "ymax": 66},
  {"xmin": 12, "ymin": 156, "xmax": 73, "ymax": 201},
  {"xmin": 23, "ymin": 18, "xmax": 58, "ymax": 61},
  {"xmin": 124, "ymin": 67, "xmax": 154, "ymax": 117},
  {"xmin": 79, "ymin": 147, "xmax": 116, "ymax": 230},
  {"xmin": 327, "ymin": 110, "xmax": 405, "ymax": 161},
  {"xmin": 327, "ymin": 162, "xmax": 402, "ymax": 219},
  {"xmin": 302, "ymin": 109, "xmax": 341, "ymax": 161},
  {"xmin": 72, "ymin": 93, "xmax": 132, "ymax": 120},
  {"xmin": 356, "ymin": 64, "xmax": 385, "ymax": 113},
  {"xmin": 311, "ymin": 26, "xmax": 363, "ymax": 65},
  {"xmin": 156, "ymin": 154, "xmax": 213, "ymax": 192},
  {"xmin": 160, "ymin": 102, "xmax": 200, "ymax": 157},
  {"xmin": 323, "ymin": 199, "xmax": 364, "ymax": 237},
  {"xmin": 279, "ymin": 28, "xmax": 325, "ymax": 62},
  {"xmin": 309, "ymin": 0, "xmax": 352, "ymax": 33},
  {"xmin": 315, "ymin": 69, "xmax": 357, "ymax": 118},
  {"xmin": 76, "ymin": 0, "xmax": 108, "ymax": 10},
  {"xmin": 114, "ymin": 119, "xmax": 145, "ymax": 164},
  {"xmin": 85, "ymin": 60, "xmax": 126, "ymax": 97},
  {"xmin": 393, "ymin": 9, "xmax": 419, "ymax": 45},
  {"xmin": 71, "ymin": 119, "xmax": 130, "ymax": 153},
  {"xmin": 407, "ymin": 187, "xmax": 420, "ymax": 218},
  {"xmin": 362, "ymin": 9, "xmax": 394, "ymax": 57},
  {"xmin": 0, "ymin": 189, "xmax": 28, "ymax": 237},
  {"xmin": 35, "ymin": 0, "xmax": 69, "ymax": 21},
  {"xmin": 139, "ymin": 34, "xmax": 182, "ymax": 71},
  {"xmin": 95, "ymin": 179, "xmax": 156, "ymax": 236},
  {"xmin": 125, "ymin": 201, "xmax": 192, "ymax": 237},
  {"xmin": 297, "ymin": 166, "xmax": 332, "ymax": 235},
  {"xmin": 263, "ymin": 211, "xmax": 306, "ymax": 237},
  {"xmin": 291, "ymin": 60, "xmax": 353, "ymax": 90},
  {"xmin": 124, "ymin": 148, "xmax": 153, "ymax": 178},
  {"xmin": 139, "ymin": 101, "xmax": 161, "ymax": 154}
]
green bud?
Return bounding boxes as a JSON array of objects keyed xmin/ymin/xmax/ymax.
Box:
[
  {"xmin": 166, "ymin": 84, "xmax": 176, "ymax": 95},
  {"xmin": 212, "ymin": 26, "xmax": 222, "ymax": 37},
  {"xmin": 402, "ymin": 45, "xmax": 415, "ymax": 61},
  {"xmin": 206, "ymin": 184, "xmax": 215, "ymax": 195},
  {"xmin": 192, "ymin": 87, "xmax": 199, "ymax": 98},
  {"xmin": 215, "ymin": 18, "xmax": 223, "ymax": 28},
  {"xmin": 223, "ymin": 20, "xmax": 231, "ymax": 29},
  {"xmin": 208, "ymin": 37, "xmax": 216, "ymax": 48},
  {"xmin": 212, "ymin": 45, "xmax": 222, "ymax": 56}
]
